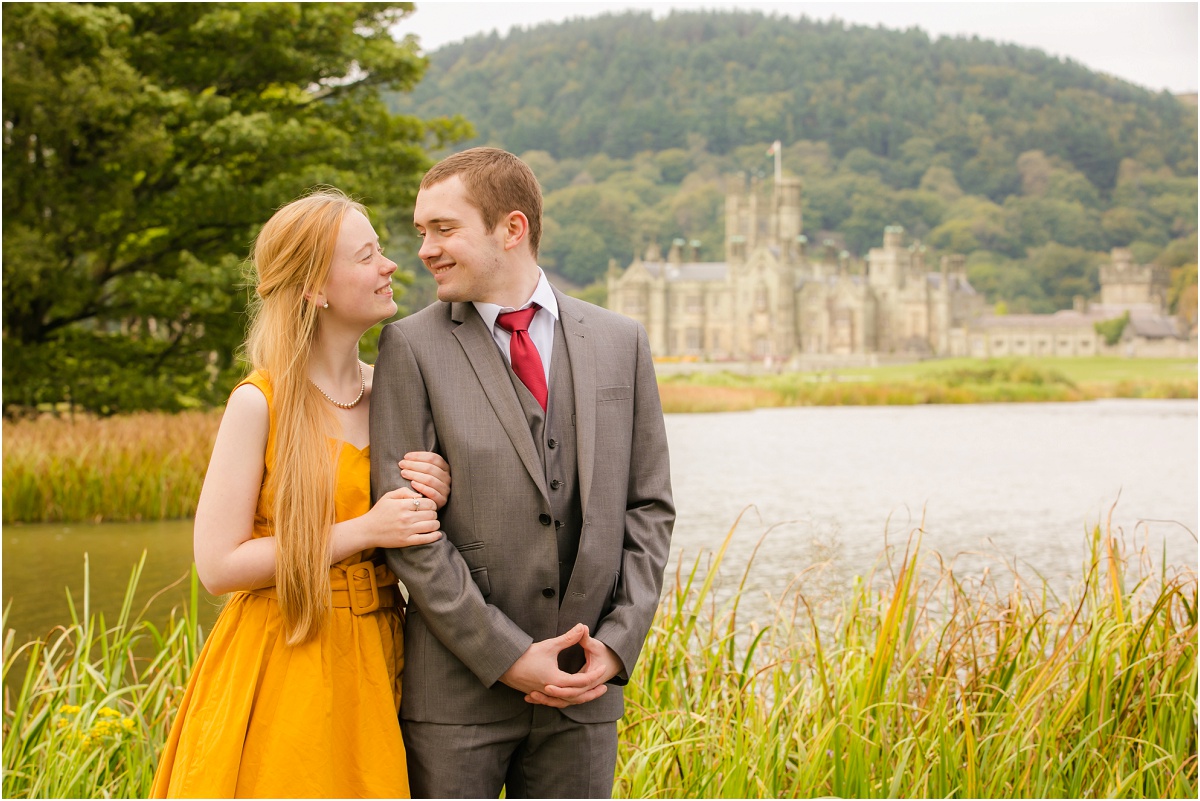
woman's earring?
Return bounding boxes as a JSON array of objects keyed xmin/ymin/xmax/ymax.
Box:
[{"xmin": 323, "ymin": 302, "xmax": 329, "ymax": 309}]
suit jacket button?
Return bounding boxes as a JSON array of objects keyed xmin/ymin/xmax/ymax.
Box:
[
  {"xmin": 539, "ymin": 513, "xmax": 552, "ymax": 525},
  {"xmin": 550, "ymin": 479, "xmax": 562, "ymax": 490},
  {"xmin": 542, "ymin": 588, "xmax": 556, "ymax": 598},
  {"xmin": 547, "ymin": 438, "xmax": 558, "ymax": 449}
]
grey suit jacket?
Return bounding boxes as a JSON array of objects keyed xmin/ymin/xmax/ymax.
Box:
[{"xmin": 370, "ymin": 289, "xmax": 674, "ymax": 725}]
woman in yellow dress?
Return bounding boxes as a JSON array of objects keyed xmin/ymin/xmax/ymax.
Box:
[{"xmin": 152, "ymin": 188, "xmax": 447, "ymax": 798}]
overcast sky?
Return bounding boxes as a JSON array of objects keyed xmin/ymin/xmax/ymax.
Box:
[{"xmin": 392, "ymin": 1, "xmax": 1198, "ymax": 94}]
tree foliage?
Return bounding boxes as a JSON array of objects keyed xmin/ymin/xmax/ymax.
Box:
[
  {"xmin": 3, "ymin": 2, "xmax": 469, "ymax": 414},
  {"xmin": 391, "ymin": 9, "xmax": 1196, "ymax": 314},
  {"xmin": 1094, "ymin": 312, "xmax": 1131, "ymax": 346}
]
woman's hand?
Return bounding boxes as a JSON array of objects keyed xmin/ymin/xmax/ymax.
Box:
[
  {"xmin": 360, "ymin": 487, "xmax": 442, "ymax": 549},
  {"xmin": 399, "ymin": 451, "xmax": 451, "ymax": 508}
]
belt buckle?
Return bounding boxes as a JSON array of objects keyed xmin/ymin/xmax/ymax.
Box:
[{"xmin": 344, "ymin": 561, "xmax": 380, "ymax": 615}]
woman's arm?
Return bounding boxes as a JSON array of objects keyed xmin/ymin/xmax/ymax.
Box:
[
  {"xmin": 194, "ymin": 384, "xmax": 446, "ymax": 596},
  {"xmin": 193, "ymin": 384, "xmax": 276, "ymax": 595}
]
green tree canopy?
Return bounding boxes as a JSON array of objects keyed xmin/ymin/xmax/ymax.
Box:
[{"xmin": 3, "ymin": 2, "xmax": 468, "ymax": 414}]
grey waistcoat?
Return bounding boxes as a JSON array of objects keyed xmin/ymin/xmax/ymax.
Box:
[{"xmin": 506, "ymin": 320, "xmax": 583, "ymax": 599}]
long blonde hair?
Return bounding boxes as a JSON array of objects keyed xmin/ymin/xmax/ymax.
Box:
[{"xmin": 244, "ymin": 187, "xmax": 367, "ymax": 644}]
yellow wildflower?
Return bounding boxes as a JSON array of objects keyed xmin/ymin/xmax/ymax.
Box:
[
  {"xmin": 97, "ymin": 706, "xmax": 121, "ymax": 718},
  {"xmin": 60, "ymin": 704, "xmax": 82, "ymax": 715}
]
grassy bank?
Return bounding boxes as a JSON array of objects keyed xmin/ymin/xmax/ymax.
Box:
[
  {"xmin": 659, "ymin": 357, "xmax": 1197, "ymax": 412},
  {"xmin": 3, "ymin": 358, "xmax": 1195, "ymax": 523},
  {"xmin": 3, "ymin": 524, "xmax": 1196, "ymax": 798}
]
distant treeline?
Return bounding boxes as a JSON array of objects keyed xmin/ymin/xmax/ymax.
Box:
[{"xmin": 388, "ymin": 9, "xmax": 1198, "ymax": 316}]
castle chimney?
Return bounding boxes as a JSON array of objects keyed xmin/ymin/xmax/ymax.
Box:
[{"xmin": 668, "ymin": 238, "xmax": 685, "ymax": 264}]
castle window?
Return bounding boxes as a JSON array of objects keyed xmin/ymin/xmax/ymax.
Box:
[
  {"xmin": 755, "ymin": 287, "xmax": 768, "ymax": 312},
  {"xmin": 624, "ymin": 292, "xmax": 645, "ymax": 315},
  {"xmin": 686, "ymin": 328, "xmax": 702, "ymax": 350},
  {"xmin": 686, "ymin": 294, "xmax": 702, "ymax": 314}
]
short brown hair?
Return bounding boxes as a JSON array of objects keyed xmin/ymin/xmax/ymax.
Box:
[{"xmin": 421, "ymin": 147, "xmax": 543, "ymax": 257}]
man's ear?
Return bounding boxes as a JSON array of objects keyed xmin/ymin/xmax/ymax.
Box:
[{"xmin": 501, "ymin": 211, "xmax": 530, "ymax": 252}]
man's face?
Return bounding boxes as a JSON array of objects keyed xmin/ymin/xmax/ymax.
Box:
[{"xmin": 413, "ymin": 175, "xmax": 508, "ymax": 304}]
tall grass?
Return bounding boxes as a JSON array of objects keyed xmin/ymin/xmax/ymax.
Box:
[
  {"xmin": 4, "ymin": 518, "xmax": 1195, "ymax": 798},
  {"xmin": 2, "ymin": 555, "xmax": 203, "ymax": 798},
  {"xmin": 1, "ymin": 411, "xmax": 220, "ymax": 524},
  {"xmin": 660, "ymin": 359, "xmax": 1197, "ymax": 412},
  {"xmin": 617, "ymin": 514, "xmax": 1197, "ymax": 798}
]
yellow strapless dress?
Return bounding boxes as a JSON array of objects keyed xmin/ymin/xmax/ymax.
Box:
[{"xmin": 151, "ymin": 372, "xmax": 409, "ymax": 798}]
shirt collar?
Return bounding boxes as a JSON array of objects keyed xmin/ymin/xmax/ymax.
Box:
[{"xmin": 473, "ymin": 269, "xmax": 559, "ymax": 332}]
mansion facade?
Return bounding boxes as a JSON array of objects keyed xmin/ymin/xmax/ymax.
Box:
[
  {"xmin": 606, "ymin": 177, "xmax": 985, "ymax": 364},
  {"xmin": 606, "ymin": 177, "xmax": 1192, "ymax": 364}
]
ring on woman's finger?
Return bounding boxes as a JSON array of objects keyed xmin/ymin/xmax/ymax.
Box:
[{"xmin": 411, "ymin": 497, "xmax": 421, "ymax": 511}]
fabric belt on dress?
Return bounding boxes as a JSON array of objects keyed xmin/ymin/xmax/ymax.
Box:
[{"xmin": 247, "ymin": 560, "xmax": 399, "ymax": 615}]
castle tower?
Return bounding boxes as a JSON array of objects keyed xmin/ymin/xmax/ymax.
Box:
[
  {"xmin": 1099, "ymin": 247, "xmax": 1170, "ymax": 311},
  {"xmin": 775, "ymin": 177, "xmax": 803, "ymax": 256},
  {"xmin": 868, "ymin": 225, "xmax": 908, "ymax": 290}
]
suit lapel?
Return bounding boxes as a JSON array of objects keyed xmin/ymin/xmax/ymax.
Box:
[
  {"xmin": 451, "ymin": 302, "xmax": 549, "ymax": 499},
  {"xmin": 556, "ymin": 291, "xmax": 596, "ymax": 517}
]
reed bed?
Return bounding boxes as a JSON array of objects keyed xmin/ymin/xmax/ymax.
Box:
[
  {"xmin": 3, "ymin": 360, "xmax": 1194, "ymax": 523},
  {"xmin": 656, "ymin": 383, "xmax": 786, "ymax": 413},
  {"xmin": 1, "ymin": 411, "xmax": 221, "ymax": 524},
  {"xmin": 617, "ymin": 518, "xmax": 1198, "ymax": 798},
  {"xmin": 659, "ymin": 361, "xmax": 1197, "ymax": 412},
  {"xmin": 3, "ymin": 519, "xmax": 1195, "ymax": 798},
  {"xmin": 2, "ymin": 555, "xmax": 203, "ymax": 798}
]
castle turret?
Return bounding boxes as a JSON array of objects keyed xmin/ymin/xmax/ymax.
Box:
[
  {"xmin": 1099, "ymin": 247, "xmax": 1169, "ymax": 311},
  {"xmin": 775, "ymin": 177, "xmax": 803, "ymax": 255},
  {"xmin": 869, "ymin": 225, "xmax": 908, "ymax": 289}
]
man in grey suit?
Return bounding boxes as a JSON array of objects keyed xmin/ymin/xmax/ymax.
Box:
[{"xmin": 370, "ymin": 147, "xmax": 674, "ymax": 798}]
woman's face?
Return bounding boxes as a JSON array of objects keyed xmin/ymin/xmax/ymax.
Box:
[{"xmin": 320, "ymin": 209, "xmax": 398, "ymax": 326}]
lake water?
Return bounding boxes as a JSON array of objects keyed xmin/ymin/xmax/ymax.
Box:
[{"xmin": 3, "ymin": 399, "xmax": 1196, "ymax": 642}]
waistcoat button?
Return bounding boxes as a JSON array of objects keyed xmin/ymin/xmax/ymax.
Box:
[
  {"xmin": 539, "ymin": 513, "xmax": 552, "ymax": 525},
  {"xmin": 547, "ymin": 438, "xmax": 558, "ymax": 449},
  {"xmin": 542, "ymin": 587, "xmax": 555, "ymax": 598}
]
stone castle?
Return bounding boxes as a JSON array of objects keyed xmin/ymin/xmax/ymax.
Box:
[{"xmin": 606, "ymin": 176, "xmax": 1191, "ymax": 364}]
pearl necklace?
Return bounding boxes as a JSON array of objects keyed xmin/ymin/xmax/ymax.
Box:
[{"xmin": 310, "ymin": 362, "xmax": 365, "ymax": 409}]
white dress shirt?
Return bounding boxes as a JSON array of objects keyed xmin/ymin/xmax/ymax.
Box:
[{"xmin": 472, "ymin": 269, "xmax": 559, "ymax": 385}]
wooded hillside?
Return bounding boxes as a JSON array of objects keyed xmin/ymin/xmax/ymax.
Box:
[{"xmin": 389, "ymin": 9, "xmax": 1197, "ymax": 316}]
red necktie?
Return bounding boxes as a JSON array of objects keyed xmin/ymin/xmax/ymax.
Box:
[{"xmin": 496, "ymin": 305, "xmax": 548, "ymax": 411}]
